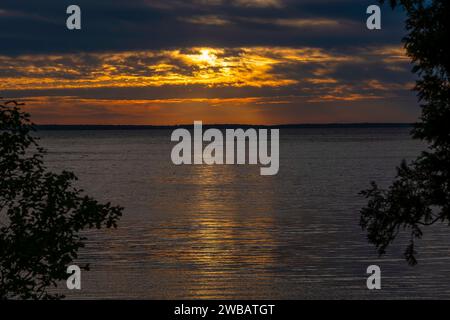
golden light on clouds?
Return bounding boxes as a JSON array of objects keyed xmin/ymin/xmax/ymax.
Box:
[
  {"xmin": 181, "ymin": 15, "xmax": 231, "ymax": 26},
  {"xmin": 20, "ymin": 96, "xmax": 273, "ymax": 125},
  {"xmin": 1, "ymin": 45, "xmax": 413, "ymax": 125},
  {"xmin": 0, "ymin": 47, "xmax": 359, "ymax": 90}
]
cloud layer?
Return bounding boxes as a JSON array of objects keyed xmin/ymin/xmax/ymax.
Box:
[{"xmin": 0, "ymin": 0, "xmax": 418, "ymax": 124}]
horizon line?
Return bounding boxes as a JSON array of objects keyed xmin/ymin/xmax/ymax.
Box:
[{"xmin": 34, "ymin": 122, "xmax": 414, "ymax": 129}]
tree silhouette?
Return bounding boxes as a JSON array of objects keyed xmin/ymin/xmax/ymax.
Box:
[
  {"xmin": 360, "ymin": 0, "xmax": 450, "ymax": 265},
  {"xmin": 0, "ymin": 99, "xmax": 123, "ymax": 299}
]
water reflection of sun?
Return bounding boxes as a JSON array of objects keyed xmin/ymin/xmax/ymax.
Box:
[{"xmin": 182, "ymin": 164, "xmax": 279, "ymax": 298}]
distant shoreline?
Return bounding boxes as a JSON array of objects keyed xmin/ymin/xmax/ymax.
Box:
[{"xmin": 35, "ymin": 123, "xmax": 414, "ymax": 130}]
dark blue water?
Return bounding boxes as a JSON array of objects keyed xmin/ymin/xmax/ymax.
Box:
[{"xmin": 37, "ymin": 127, "xmax": 450, "ymax": 299}]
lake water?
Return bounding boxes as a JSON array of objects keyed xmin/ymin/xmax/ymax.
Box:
[{"xmin": 36, "ymin": 127, "xmax": 450, "ymax": 299}]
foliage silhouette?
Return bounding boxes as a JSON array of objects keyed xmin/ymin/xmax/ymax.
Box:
[
  {"xmin": 0, "ymin": 99, "xmax": 123, "ymax": 299},
  {"xmin": 360, "ymin": 0, "xmax": 450, "ymax": 265}
]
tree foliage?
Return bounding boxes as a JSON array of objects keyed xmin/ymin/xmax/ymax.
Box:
[
  {"xmin": 0, "ymin": 99, "xmax": 123, "ymax": 299},
  {"xmin": 361, "ymin": 0, "xmax": 450, "ymax": 265}
]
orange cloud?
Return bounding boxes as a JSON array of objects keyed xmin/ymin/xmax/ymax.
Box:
[
  {"xmin": 19, "ymin": 96, "xmax": 281, "ymax": 125},
  {"xmin": 1, "ymin": 45, "xmax": 415, "ymax": 125},
  {"xmin": 0, "ymin": 47, "xmax": 355, "ymax": 90}
]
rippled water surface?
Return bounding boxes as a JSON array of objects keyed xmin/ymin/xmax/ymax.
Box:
[{"xmin": 37, "ymin": 127, "xmax": 450, "ymax": 299}]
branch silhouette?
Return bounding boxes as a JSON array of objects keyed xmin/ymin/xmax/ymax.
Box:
[
  {"xmin": 0, "ymin": 98, "xmax": 123, "ymax": 299},
  {"xmin": 360, "ymin": 0, "xmax": 450, "ymax": 265}
]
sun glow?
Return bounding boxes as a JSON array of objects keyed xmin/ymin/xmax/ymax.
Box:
[
  {"xmin": 0, "ymin": 46, "xmax": 358, "ymax": 90},
  {"xmin": 188, "ymin": 48, "xmax": 219, "ymax": 66},
  {"xmin": 1, "ymin": 46, "xmax": 409, "ymax": 116}
]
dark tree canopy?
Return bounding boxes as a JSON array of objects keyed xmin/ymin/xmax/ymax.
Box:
[
  {"xmin": 0, "ymin": 99, "xmax": 123, "ymax": 299},
  {"xmin": 361, "ymin": 0, "xmax": 450, "ymax": 265}
]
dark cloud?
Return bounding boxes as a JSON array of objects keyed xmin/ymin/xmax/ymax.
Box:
[
  {"xmin": 0, "ymin": 0, "xmax": 418, "ymax": 124},
  {"xmin": 0, "ymin": 0, "xmax": 406, "ymax": 55}
]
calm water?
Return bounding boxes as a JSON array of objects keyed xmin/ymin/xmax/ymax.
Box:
[{"xmin": 36, "ymin": 127, "xmax": 450, "ymax": 299}]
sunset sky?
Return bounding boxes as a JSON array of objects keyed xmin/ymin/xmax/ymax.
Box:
[{"xmin": 1, "ymin": 0, "xmax": 418, "ymax": 125}]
